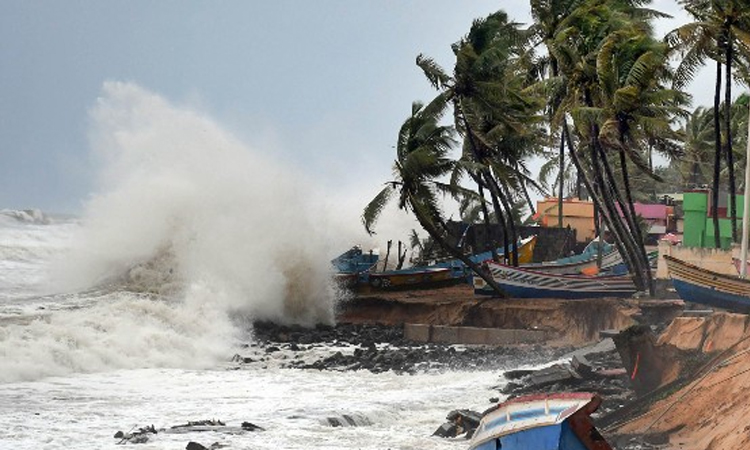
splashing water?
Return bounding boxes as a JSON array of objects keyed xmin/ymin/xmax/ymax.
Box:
[
  {"xmin": 1, "ymin": 82, "xmax": 355, "ymax": 382},
  {"xmin": 57, "ymin": 81, "xmax": 339, "ymax": 324}
]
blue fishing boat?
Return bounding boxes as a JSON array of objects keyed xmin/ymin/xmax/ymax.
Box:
[
  {"xmin": 474, "ymin": 261, "xmax": 636, "ymax": 299},
  {"xmin": 332, "ymin": 246, "xmax": 379, "ymax": 288},
  {"xmin": 469, "ymin": 392, "xmax": 613, "ymax": 450},
  {"xmin": 664, "ymin": 255, "xmax": 750, "ymax": 312},
  {"xmin": 331, "ymin": 246, "xmax": 379, "ymax": 274}
]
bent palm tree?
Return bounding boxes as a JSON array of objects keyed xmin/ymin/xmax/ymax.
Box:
[{"xmin": 362, "ymin": 101, "xmax": 507, "ymax": 296}]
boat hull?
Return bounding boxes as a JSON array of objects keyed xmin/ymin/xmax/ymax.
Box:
[
  {"xmin": 474, "ymin": 262, "xmax": 636, "ymax": 299},
  {"xmin": 367, "ymin": 267, "xmax": 455, "ymax": 289},
  {"xmin": 469, "ymin": 393, "xmax": 612, "ymax": 450},
  {"xmin": 665, "ymin": 255, "xmax": 750, "ymax": 312}
]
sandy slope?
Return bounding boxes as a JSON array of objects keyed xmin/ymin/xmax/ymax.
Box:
[{"xmin": 614, "ymin": 313, "xmax": 750, "ymax": 449}]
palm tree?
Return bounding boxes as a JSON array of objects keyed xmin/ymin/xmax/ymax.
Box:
[
  {"xmin": 417, "ymin": 11, "xmax": 545, "ymax": 266},
  {"xmin": 679, "ymin": 106, "xmax": 715, "ymax": 188},
  {"xmin": 668, "ymin": 0, "xmax": 750, "ymax": 244},
  {"xmin": 362, "ymin": 101, "xmax": 508, "ymax": 296},
  {"xmin": 552, "ymin": 0, "xmax": 679, "ymax": 293},
  {"xmin": 529, "ymin": 0, "xmax": 584, "ymax": 227}
]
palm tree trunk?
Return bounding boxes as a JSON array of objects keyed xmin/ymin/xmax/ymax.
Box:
[
  {"xmin": 618, "ymin": 148, "xmax": 655, "ymax": 295},
  {"xmin": 493, "ymin": 179, "xmax": 520, "ymax": 267},
  {"xmin": 592, "ymin": 139, "xmax": 648, "ymax": 291},
  {"xmin": 580, "ymin": 84, "xmax": 647, "ymax": 291},
  {"xmin": 474, "ymin": 175, "xmax": 500, "ymax": 262},
  {"xmin": 517, "ymin": 162, "xmax": 537, "ymax": 215},
  {"xmin": 713, "ymin": 58, "xmax": 723, "ymax": 248},
  {"xmin": 564, "ymin": 121, "xmax": 643, "ymax": 290},
  {"xmin": 725, "ymin": 34, "xmax": 738, "ymax": 243},
  {"xmin": 460, "ymin": 111, "xmax": 508, "ymax": 263},
  {"xmin": 410, "ymin": 199, "xmax": 508, "ymax": 297},
  {"xmin": 558, "ymin": 132, "xmax": 565, "ymax": 228},
  {"xmin": 483, "ymin": 171, "xmax": 511, "ymax": 265},
  {"xmin": 396, "ymin": 241, "xmax": 407, "ymax": 270}
]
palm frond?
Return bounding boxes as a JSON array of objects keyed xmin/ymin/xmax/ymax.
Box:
[
  {"xmin": 362, "ymin": 184, "xmax": 396, "ymax": 235},
  {"xmin": 416, "ymin": 54, "xmax": 452, "ymax": 90}
]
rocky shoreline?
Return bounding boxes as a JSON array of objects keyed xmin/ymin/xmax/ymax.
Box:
[
  {"xmin": 246, "ymin": 321, "xmax": 572, "ymax": 374},
  {"xmin": 236, "ymin": 321, "xmax": 655, "ymax": 449}
]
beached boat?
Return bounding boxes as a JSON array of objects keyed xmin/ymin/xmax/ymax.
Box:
[
  {"xmin": 428, "ymin": 235, "xmax": 537, "ymax": 268},
  {"xmin": 469, "ymin": 392, "xmax": 613, "ymax": 450},
  {"xmin": 367, "ymin": 266, "xmax": 455, "ymax": 289},
  {"xmin": 362, "ymin": 235, "xmax": 538, "ymax": 290},
  {"xmin": 519, "ymin": 238, "xmax": 628, "ymax": 275},
  {"xmin": 331, "ymin": 246, "xmax": 379, "ymax": 274},
  {"xmin": 664, "ymin": 255, "xmax": 750, "ymax": 312},
  {"xmin": 474, "ymin": 261, "xmax": 637, "ymax": 298}
]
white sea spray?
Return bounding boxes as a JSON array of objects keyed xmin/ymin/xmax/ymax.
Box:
[{"xmin": 0, "ymin": 82, "xmax": 352, "ymax": 382}]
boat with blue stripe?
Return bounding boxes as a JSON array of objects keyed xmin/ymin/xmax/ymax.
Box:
[
  {"xmin": 474, "ymin": 261, "xmax": 636, "ymax": 299},
  {"xmin": 469, "ymin": 392, "xmax": 613, "ymax": 450}
]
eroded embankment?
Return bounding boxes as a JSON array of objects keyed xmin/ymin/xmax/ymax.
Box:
[
  {"xmin": 610, "ymin": 312, "xmax": 750, "ymax": 450},
  {"xmin": 338, "ymin": 285, "xmax": 654, "ymax": 345}
]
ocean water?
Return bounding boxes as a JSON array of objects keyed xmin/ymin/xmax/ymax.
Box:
[
  {"xmin": 0, "ymin": 83, "xmax": 521, "ymax": 449},
  {"xmin": 0, "ymin": 209, "xmax": 513, "ymax": 450}
]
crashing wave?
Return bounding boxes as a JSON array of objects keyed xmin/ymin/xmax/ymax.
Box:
[
  {"xmin": 92, "ymin": 245, "xmax": 184, "ymax": 297},
  {"xmin": 0, "ymin": 209, "xmax": 51, "ymax": 224}
]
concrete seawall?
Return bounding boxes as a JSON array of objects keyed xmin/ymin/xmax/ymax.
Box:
[{"xmin": 404, "ymin": 323, "xmax": 548, "ymax": 345}]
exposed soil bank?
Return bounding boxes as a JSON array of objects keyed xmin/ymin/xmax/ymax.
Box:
[
  {"xmin": 609, "ymin": 312, "xmax": 750, "ymax": 450},
  {"xmin": 338, "ymin": 285, "xmax": 681, "ymax": 345}
]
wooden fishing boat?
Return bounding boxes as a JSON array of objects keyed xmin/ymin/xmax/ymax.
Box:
[
  {"xmin": 522, "ymin": 249, "xmax": 619, "ymax": 275},
  {"xmin": 367, "ymin": 266, "xmax": 454, "ymax": 289},
  {"xmin": 474, "ymin": 261, "xmax": 637, "ymax": 298},
  {"xmin": 430, "ymin": 235, "xmax": 537, "ymax": 267},
  {"xmin": 519, "ymin": 238, "xmax": 626, "ymax": 275},
  {"xmin": 469, "ymin": 392, "xmax": 613, "ymax": 450},
  {"xmin": 361, "ymin": 235, "xmax": 538, "ymax": 290},
  {"xmin": 664, "ymin": 255, "xmax": 750, "ymax": 312}
]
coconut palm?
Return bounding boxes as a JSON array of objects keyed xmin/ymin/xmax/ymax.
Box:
[
  {"xmin": 679, "ymin": 106, "xmax": 715, "ymax": 188},
  {"xmin": 529, "ymin": 0, "xmax": 584, "ymax": 226},
  {"xmin": 550, "ymin": 0, "xmax": 679, "ymax": 293},
  {"xmin": 417, "ymin": 11, "xmax": 546, "ymax": 265},
  {"xmin": 362, "ymin": 100, "xmax": 508, "ymax": 296},
  {"xmin": 668, "ymin": 0, "xmax": 750, "ymax": 244}
]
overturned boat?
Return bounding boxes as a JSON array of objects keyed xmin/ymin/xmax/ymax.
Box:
[{"xmin": 469, "ymin": 392, "xmax": 613, "ymax": 450}]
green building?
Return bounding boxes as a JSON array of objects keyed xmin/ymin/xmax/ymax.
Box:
[{"xmin": 682, "ymin": 190, "xmax": 745, "ymax": 249}]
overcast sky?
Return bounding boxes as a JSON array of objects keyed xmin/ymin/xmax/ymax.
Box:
[{"xmin": 0, "ymin": 1, "xmax": 708, "ymax": 214}]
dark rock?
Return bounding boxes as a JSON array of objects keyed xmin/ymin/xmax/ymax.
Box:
[
  {"xmin": 446, "ymin": 409, "xmax": 481, "ymax": 431},
  {"xmin": 265, "ymin": 346, "xmax": 280, "ymax": 353},
  {"xmin": 571, "ymin": 354, "xmax": 594, "ymax": 377},
  {"xmin": 504, "ymin": 369, "xmax": 535, "ymax": 380},
  {"xmin": 241, "ymin": 421, "xmax": 265, "ymax": 431},
  {"xmin": 325, "ymin": 414, "xmax": 372, "ymax": 427},
  {"xmin": 432, "ymin": 422, "xmax": 458, "ymax": 438},
  {"xmin": 527, "ymin": 363, "xmax": 579, "ymax": 388},
  {"xmin": 186, "ymin": 442, "xmax": 208, "ymax": 450},
  {"xmin": 114, "ymin": 431, "xmax": 124, "ymax": 438}
]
